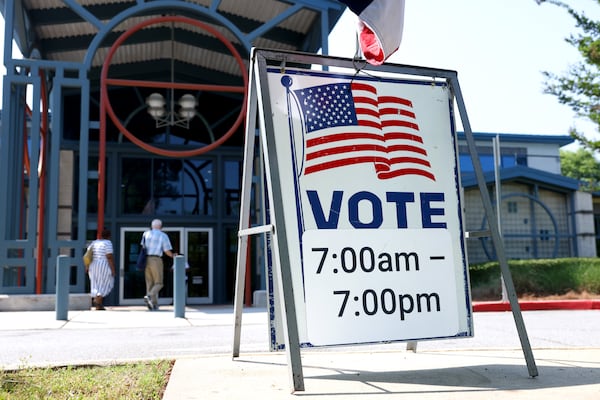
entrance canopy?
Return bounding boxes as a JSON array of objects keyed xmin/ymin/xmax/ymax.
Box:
[
  {"xmin": 0, "ymin": 1, "xmax": 346, "ymax": 296},
  {"xmin": 4, "ymin": 0, "xmax": 345, "ymax": 77},
  {"xmin": 2, "ymin": 0, "xmax": 346, "ymax": 146}
]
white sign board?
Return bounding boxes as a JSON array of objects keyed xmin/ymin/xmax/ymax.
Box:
[{"xmin": 262, "ymin": 67, "xmax": 472, "ymax": 347}]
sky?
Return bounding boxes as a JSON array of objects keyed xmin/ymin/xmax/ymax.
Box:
[
  {"xmin": 1, "ymin": 1, "xmax": 599, "ymax": 150},
  {"xmin": 327, "ymin": 0, "xmax": 600, "ymax": 149}
]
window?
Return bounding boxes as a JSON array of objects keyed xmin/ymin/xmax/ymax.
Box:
[
  {"xmin": 224, "ymin": 160, "xmax": 241, "ymax": 217},
  {"xmin": 121, "ymin": 158, "xmax": 152, "ymax": 214},
  {"xmin": 153, "ymin": 159, "xmax": 184, "ymax": 215},
  {"xmin": 458, "ymin": 145, "xmax": 526, "ymax": 173},
  {"xmin": 182, "ymin": 159, "xmax": 213, "ymax": 216},
  {"xmin": 120, "ymin": 157, "xmax": 213, "ymax": 216},
  {"xmin": 507, "ymin": 201, "xmax": 518, "ymax": 214}
]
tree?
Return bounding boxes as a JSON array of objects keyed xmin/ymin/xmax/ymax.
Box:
[
  {"xmin": 541, "ymin": 1, "xmax": 600, "ymax": 151},
  {"xmin": 560, "ymin": 147, "xmax": 600, "ymax": 191}
]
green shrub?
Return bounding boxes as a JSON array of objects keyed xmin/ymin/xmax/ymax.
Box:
[{"xmin": 469, "ymin": 258, "xmax": 600, "ymax": 300}]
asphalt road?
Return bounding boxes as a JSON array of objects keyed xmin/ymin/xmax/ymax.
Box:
[{"xmin": 1, "ymin": 308, "xmax": 599, "ymax": 370}]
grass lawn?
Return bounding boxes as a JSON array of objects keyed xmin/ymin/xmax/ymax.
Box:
[{"xmin": 0, "ymin": 359, "xmax": 173, "ymax": 400}]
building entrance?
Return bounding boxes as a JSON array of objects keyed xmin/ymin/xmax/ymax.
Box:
[{"xmin": 119, "ymin": 227, "xmax": 213, "ymax": 305}]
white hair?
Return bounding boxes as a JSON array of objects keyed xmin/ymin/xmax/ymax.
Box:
[{"xmin": 151, "ymin": 219, "xmax": 162, "ymax": 229}]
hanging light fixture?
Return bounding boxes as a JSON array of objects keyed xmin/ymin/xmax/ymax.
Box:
[{"xmin": 146, "ymin": 21, "xmax": 197, "ymax": 128}]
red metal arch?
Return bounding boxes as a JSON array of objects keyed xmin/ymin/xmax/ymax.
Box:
[
  {"xmin": 97, "ymin": 15, "xmax": 248, "ymax": 234},
  {"xmin": 100, "ymin": 15, "xmax": 248, "ymax": 158}
]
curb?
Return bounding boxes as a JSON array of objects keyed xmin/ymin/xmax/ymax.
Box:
[{"xmin": 473, "ymin": 299, "xmax": 600, "ymax": 312}]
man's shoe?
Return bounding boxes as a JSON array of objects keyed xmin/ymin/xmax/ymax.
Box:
[{"xmin": 143, "ymin": 296, "xmax": 154, "ymax": 311}]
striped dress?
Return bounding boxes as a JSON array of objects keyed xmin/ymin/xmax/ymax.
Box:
[{"xmin": 88, "ymin": 239, "xmax": 114, "ymax": 297}]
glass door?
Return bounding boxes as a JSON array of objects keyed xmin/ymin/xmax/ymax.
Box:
[
  {"xmin": 119, "ymin": 227, "xmax": 212, "ymax": 305},
  {"xmin": 184, "ymin": 228, "xmax": 213, "ymax": 304},
  {"xmin": 120, "ymin": 228, "xmax": 148, "ymax": 306}
]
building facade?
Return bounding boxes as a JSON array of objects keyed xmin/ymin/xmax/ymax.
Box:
[
  {"xmin": 0, "ymin": 2, "xmax": 596, "ymax": 307},
  {"xmin": 458, "ymin": 132, "xmax": 596, "ymax": 264},
  {"xmin": 0, "ymin": 0, "xmax": 345, "ymax": 306}
]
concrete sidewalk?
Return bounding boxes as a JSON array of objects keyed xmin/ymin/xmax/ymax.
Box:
[
  {"xmin": 0, "ymin": 304, "xmax": 264, "ymax": 331},
  {"xmin": 162, "ymin": 348, "xmax": 600, "ymax": 399},
  {"xmin": 162, "ymin": 303, "xmax": 600, "ymax": 399}
]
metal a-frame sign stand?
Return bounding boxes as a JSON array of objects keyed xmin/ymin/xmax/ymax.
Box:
[{"xmin": 232, "ymin": 48, "xmax": 538, "ymax": 393}]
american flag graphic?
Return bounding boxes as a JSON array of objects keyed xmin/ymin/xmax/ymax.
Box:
[{"xmin": 292, "ymin": 81, "xmax": 435, "ymax": 181}]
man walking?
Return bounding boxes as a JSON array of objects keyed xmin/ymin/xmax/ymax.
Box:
[{"xmin": 141, "ymin": 219, "xmax": 175, "ymax": 310}]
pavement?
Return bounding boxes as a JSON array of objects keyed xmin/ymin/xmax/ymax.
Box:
[{"xmin": 1, "ymin": 301, "xmax": 600, "ymax": 399}]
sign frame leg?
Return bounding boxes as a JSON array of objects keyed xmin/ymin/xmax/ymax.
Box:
[
  {"xmin": 451, "ymin": 76, "xmax": 538, "ymax": 378},
  {"xmin": 233, "ymin": 50, "xmax": 306, "ymax": 392}
]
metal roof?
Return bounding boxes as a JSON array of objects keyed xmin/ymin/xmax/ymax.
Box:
[
  {"xmin": 461, "ymin": 166, "xmax": 581, "ymax": 192},
  {"xmin": 457, "ymin": 132, "xmax": 574, "ymax": 147},
  {"xmin": 1, "ymin": 0, "xmax": 346, "ymax": 147},
  {"xmin": 4, "ymin": 0, "xmax": 346, "ymax": 85}
]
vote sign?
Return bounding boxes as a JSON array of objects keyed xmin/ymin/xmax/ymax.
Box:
[{"xmin": 265, "ymin": 68, "xmax": 472, "ymax": 346}]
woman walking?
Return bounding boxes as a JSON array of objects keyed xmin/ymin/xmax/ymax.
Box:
[{"xmin": 86, "ymin": 228, "xmax": 116, "ymax": 310}]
